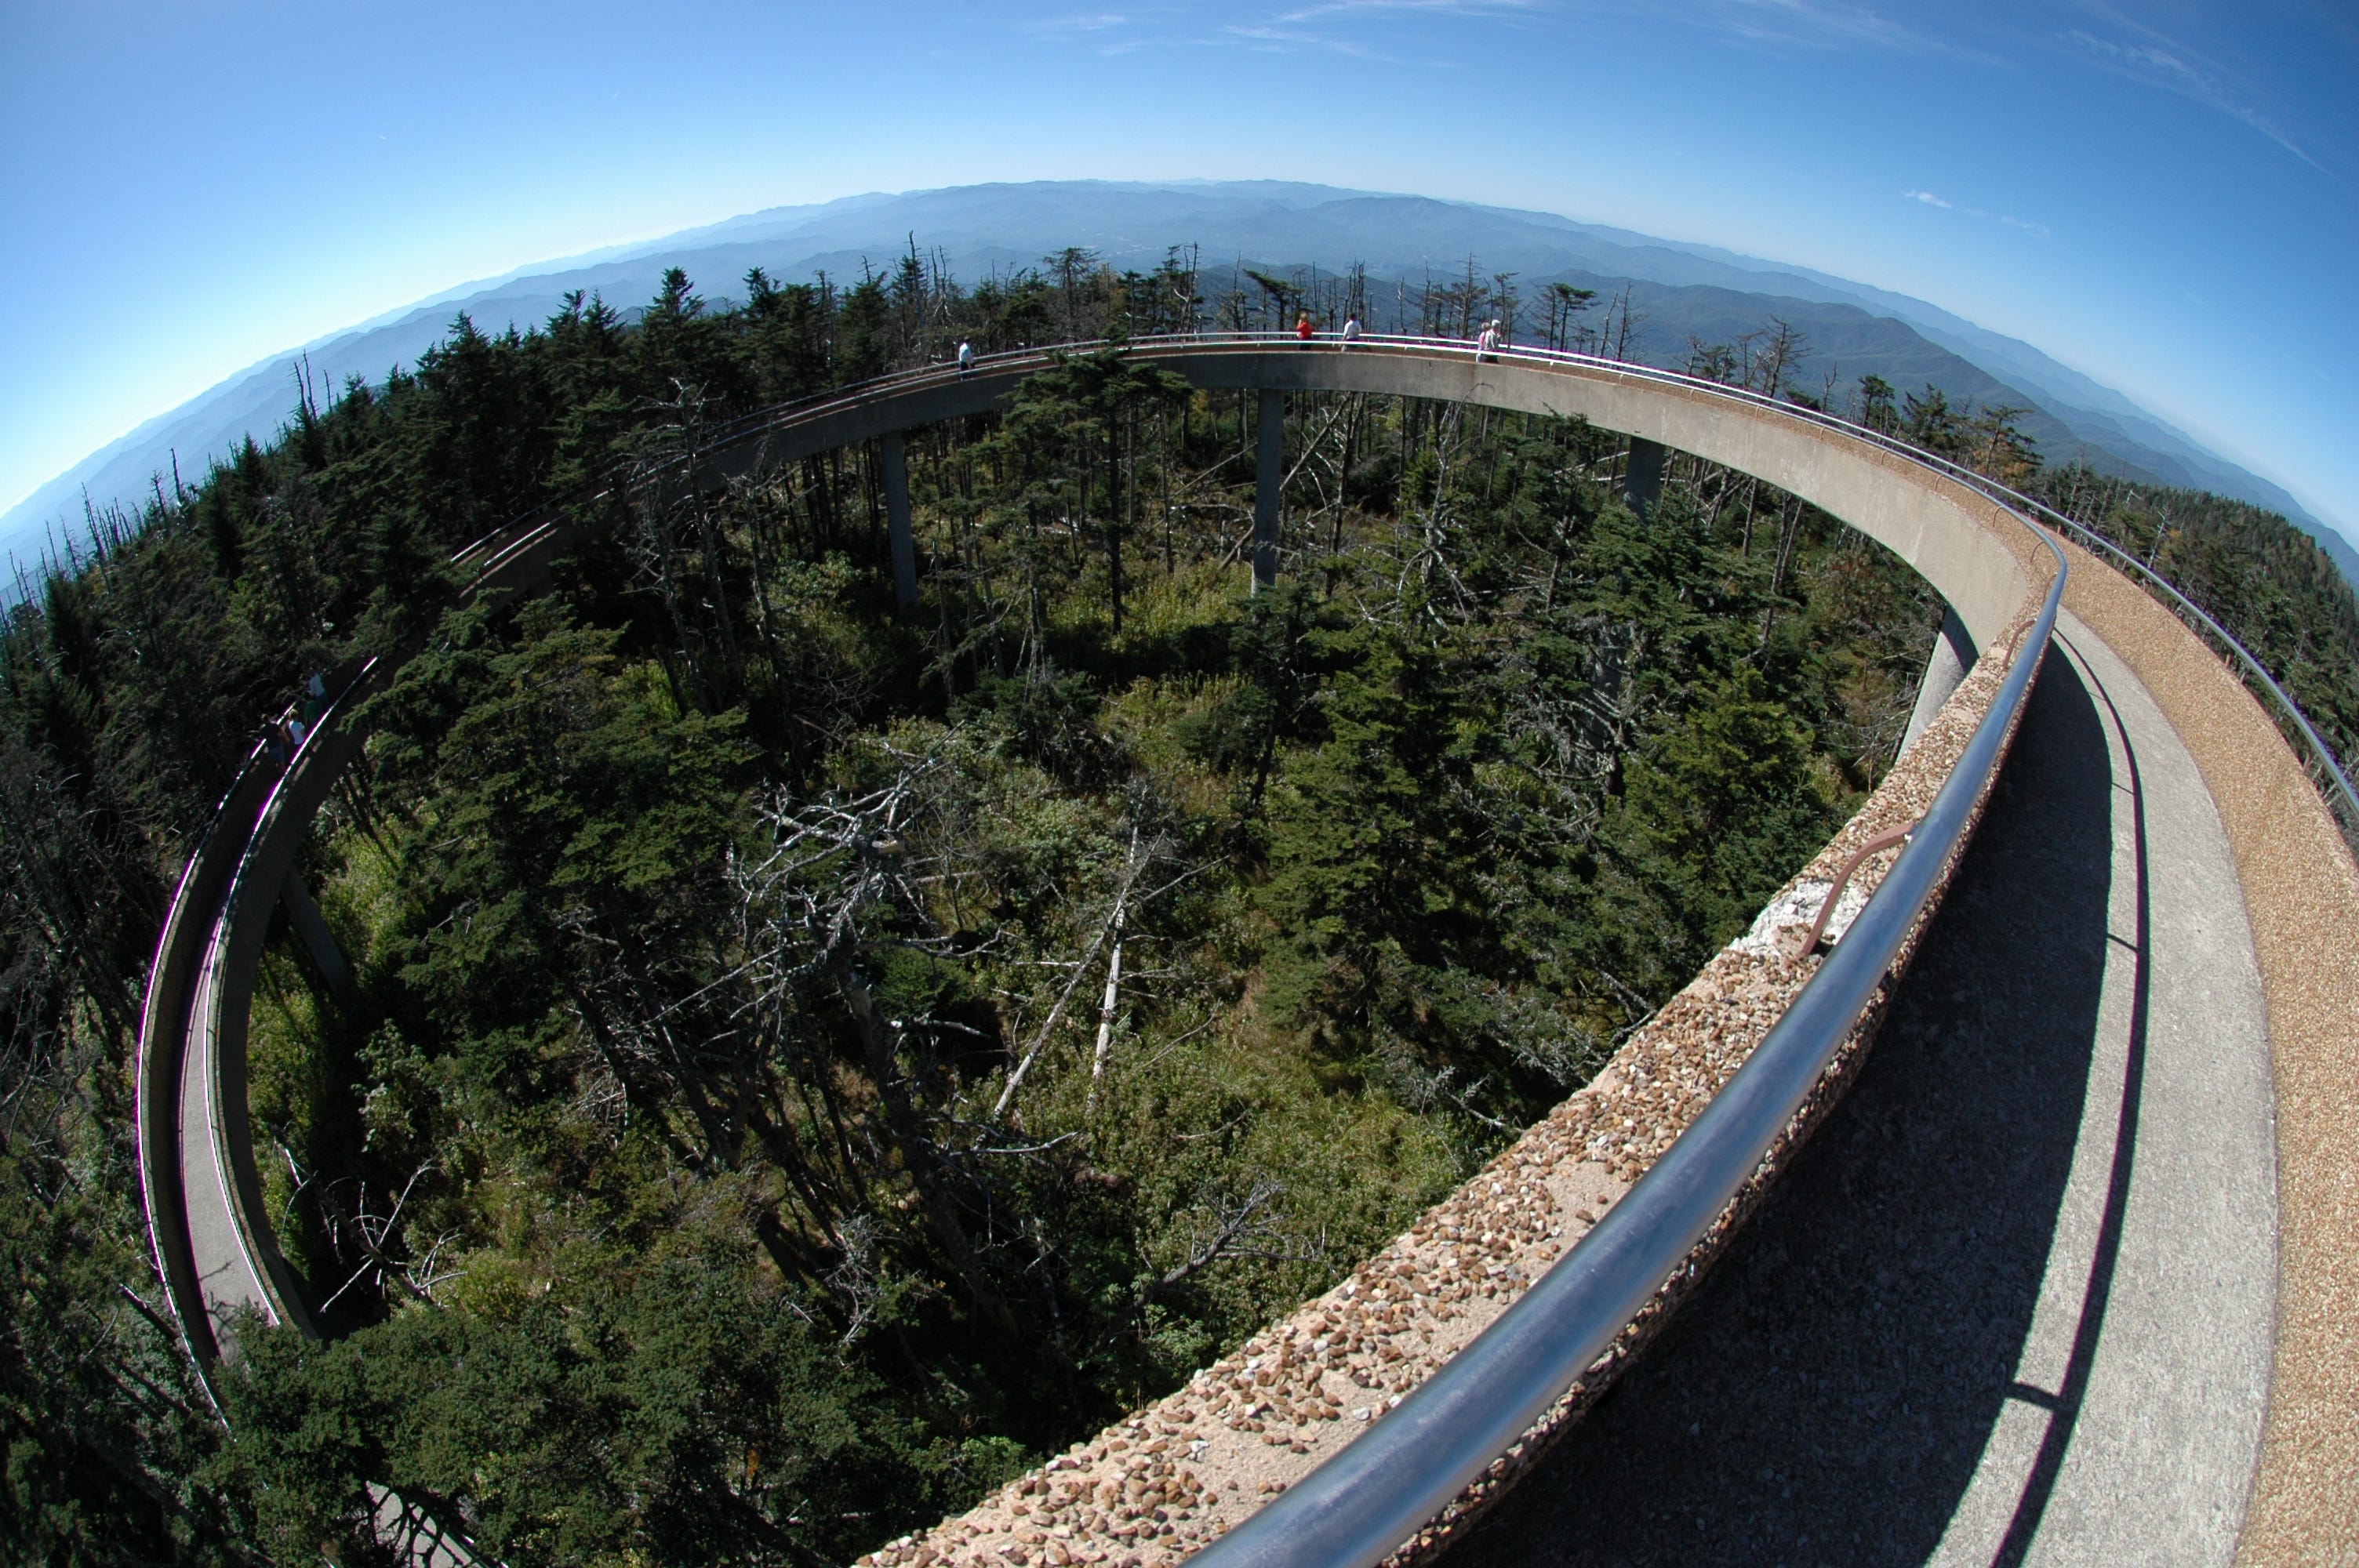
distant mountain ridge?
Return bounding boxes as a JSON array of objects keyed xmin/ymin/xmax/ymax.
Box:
[{"xmin": 9, "ymin": 179, "xmax": 2348, "ymax": 585}]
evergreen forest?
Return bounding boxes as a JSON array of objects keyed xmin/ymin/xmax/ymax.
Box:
[{"xmin": 4, "ymin": 245, "xmax": 2353, "ymax": 1568}]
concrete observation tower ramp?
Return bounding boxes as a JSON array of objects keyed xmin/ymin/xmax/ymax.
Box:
[{"xmin": 134, "ymin": 337, "xmax": 2358, "ymax": 1566}]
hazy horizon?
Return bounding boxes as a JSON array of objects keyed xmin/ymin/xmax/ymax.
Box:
[{"xmin": 4, "ymin": 2, "xmax": 2351, "ymax": 541}]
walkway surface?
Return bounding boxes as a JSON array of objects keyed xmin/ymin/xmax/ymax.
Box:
[{"xmin": 1447, "ymin": 613, "xmax": 2278, "ymax": 1566}]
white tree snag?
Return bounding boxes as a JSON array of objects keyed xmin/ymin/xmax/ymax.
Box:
[
  {"xmin": 1086, "ymin": 894, "xmax": 1129, "ymax": 1113},
  {"xmin": 993, "ymin": 827, "xmax": 1143, "ymax": 1122}
]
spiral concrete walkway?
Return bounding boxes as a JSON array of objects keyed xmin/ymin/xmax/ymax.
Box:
[{"xmin": 133, "ymin": 339, "xmax": 2358, "ymax": 1564}]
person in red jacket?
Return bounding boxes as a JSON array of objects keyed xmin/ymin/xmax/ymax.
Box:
[{"xmin": 1296, "ymin": 312, "xmax": 1314, "ymax": 340}]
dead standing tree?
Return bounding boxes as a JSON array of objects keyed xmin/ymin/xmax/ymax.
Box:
[
  {"xmin": 621, "ymin": 378, "xmax": 747, "ymax": 709},
  {"xmin": 733, "ymin": 752, "xmax": 1033, "ymax": 1340}
]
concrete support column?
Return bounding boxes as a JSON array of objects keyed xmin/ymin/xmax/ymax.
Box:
[
  {"xmin": 881, "ymin": 430, "xmax": 918, "ymax": 614},
  {"xmin": 1897, "ymin": 604, "xmax": 1977, "ymax": 759},
  {"xmin": 1253, "ymin": 389, "xmax": 1284, "ymax": 593},
  {"xmin": 1623, "ymin": 436, "xmax": 1666, "ymax": 519},
  {"xmin": 280, "ymin": 874, "xmax": 355, "ymax": 1004}
]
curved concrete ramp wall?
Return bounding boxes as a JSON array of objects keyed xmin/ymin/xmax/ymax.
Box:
[
  {"xmin": 851, "ymin": 617, "xmax": 2045, "ymax": 1568},
  {"xmin": 138, "ymin": 750, "xmax": 283, "ymax": 1377},
  {"xmin": 141, "ymin": 342, "xmax": 2058, "ymax": 1383},
  {"xmin": 1173, "ymin": 350, "xmax": 2037, "ymax": 652},
  {"xmin": 1430, "ymin": 608, "xmax": 2277, "ymax": 1566},
  {"xmin": 856, "ymin": 510, "xmax": 2356, "ymax": 1568}
]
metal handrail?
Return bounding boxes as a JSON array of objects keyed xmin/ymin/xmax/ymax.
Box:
[
  {"xmin": 410, "ymin": 332, "xmax": 2343, "ymax": 1565},
  {"xmin": 1187, "ymin": 428, "xmax": 2068, "ymax": 1568},
  {"xmin": 1988, "ymin": 489, "xmax": 2359, "ymax": 837},
  {"xmin": 406, "ymin": 333, "xmax": 2084, "ymax": 1568}
]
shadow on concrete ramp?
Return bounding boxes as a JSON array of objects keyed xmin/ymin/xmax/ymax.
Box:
[{"xmin": 1449, "ymin": 646, "xmax": 2123, "ymax": 1566}]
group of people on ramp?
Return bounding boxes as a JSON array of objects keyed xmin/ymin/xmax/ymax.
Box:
[
  {"xmin": 1299, "ymin": 311, "xmax": 1503, "ymax": 357},
  {"xmin": 949, "ymin": 313, "xmax": 1511, "ymax": 369}
]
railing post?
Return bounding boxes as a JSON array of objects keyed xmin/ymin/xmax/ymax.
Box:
[
  {"xmin": 1898, "ymin": 605, "xmax": 1977, "ymax": 758},
  {"xmin": 1254, "ymin": 390, "xmax": 1284, "ymax": 593},
  {"xmin": 881, "ymin": 430, "xmax": 918, "ymax": 615},
  {"xmin": 1623, "ymin": 437, "xmax": 1665, "ymax": 519}
]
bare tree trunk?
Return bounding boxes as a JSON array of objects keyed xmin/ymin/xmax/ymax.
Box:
[
  {"xmin": 1107, "ymin": 409, "xmax": 1126, "ymax": 634},
  {"xmin": 1086, "ymin": 896, "xmax": 1129, "ymax": 1112},
  {"xmin": 995, "ymin": 826, "xmax": 1142, "ymax": 1120}
]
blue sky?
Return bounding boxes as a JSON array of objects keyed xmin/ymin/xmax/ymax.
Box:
[{"xmin": 2, "ymin": 0, "xmax": 2352, "ymax": 539}]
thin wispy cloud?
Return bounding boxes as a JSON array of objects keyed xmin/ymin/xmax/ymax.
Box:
[
  {"xmin": 1217, "ymin": 0, "xmax": 1543, "ymax": 60},
  {"xmin": 1218, "ymin": 21, "xmax": 1404, "ymax": 59},
  {"xmin": 1017, "ymin": 0, "xmax": 2342, "ymax": 162},
  {"xmin": 1274, "ymin": 0, "xmax": 1541, "ymax": 20},
  {"xmin": 1023, "ymin": 13, "xmax": 1139, "ymax": 45},
  {"xmin": 1903, "ymin": 189, "xmax": 2051, "ymax": 239},
  {"xmin": 1021, "ymin": 0, "xmax": 1954, "ymax": 66},
  {"xmin": 1588, "ymin": 0, "xmax": 2005, "ymax": 64},
  {"xmin": 1016, "ymin": 0, "xmax": 1511, "ymax": 63},
  {"xmin": 2059, "ymin": 5, "xmax": 2334, "ymax": 179},
  {"xmin": 1708, "ymin": 0, "xmax": 1936, "ymax": 53}
]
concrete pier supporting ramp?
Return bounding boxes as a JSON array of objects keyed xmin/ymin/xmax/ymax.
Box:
[{"xmin": 1253, "ymin": 387, "xmax": 1284, "ymax": 591}]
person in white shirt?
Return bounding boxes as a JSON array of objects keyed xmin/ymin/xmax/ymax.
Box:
[
  {"xmin": 1341, "ymin": 315, "xmax": 1362, "ymax": 349},
  {"xmin": 957, "ymin": 340, "xmax": 976, "ymax": 376}
]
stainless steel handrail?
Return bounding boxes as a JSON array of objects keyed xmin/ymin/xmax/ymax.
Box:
[
  {"xmin": 1990, "ymin": 489, "xmax": 2359, "ymax": 836},
  {"xmin": 1187, "ymin": 444, "xmax": 2068, "ymax": 1568}
]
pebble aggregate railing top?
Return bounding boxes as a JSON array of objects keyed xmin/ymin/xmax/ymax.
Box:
[{"xmin": 525, "ymin": 328, "xmax": 2351, "ymax": 1566}]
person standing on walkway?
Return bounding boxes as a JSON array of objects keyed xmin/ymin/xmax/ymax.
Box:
[
  {"xmin": 957, "ymin": 339, "xmax": 975, "ymax": 376},
  {"xmin": 1341, "ymin": 314, "xmax": 1362, "ymax": 349},
  {"xmin": 1296, "ymin": 312, "xmax": 1315, "ymax": 341},
  {"xmin": 1476, "ymin": 319, "xmax": 1499, "ymax": 361}
]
